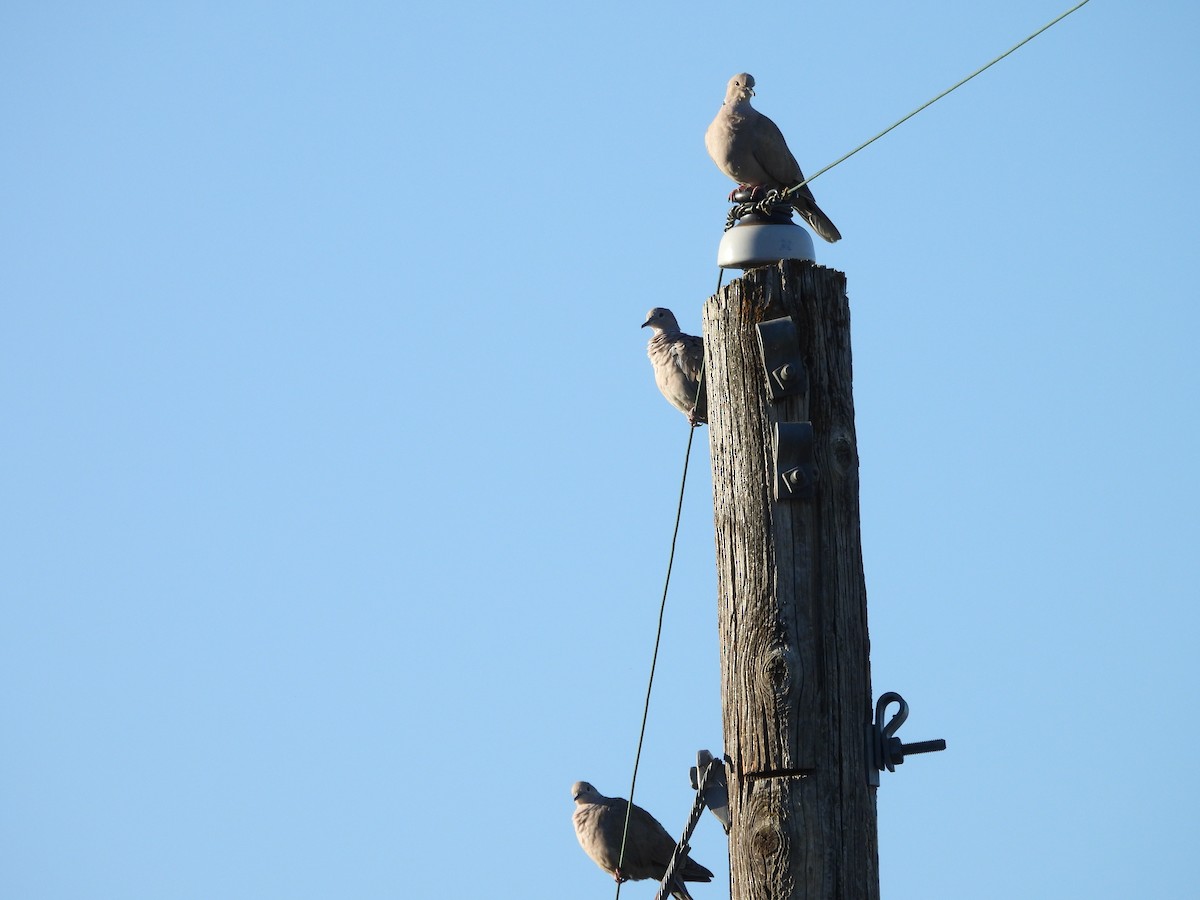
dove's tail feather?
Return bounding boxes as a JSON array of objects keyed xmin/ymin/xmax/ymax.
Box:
[
  {"xmin": 669, "ymin": 883, "xmax": 696, "ymax": 900},
  {"xmin": 795, "ymin": 201, "xmax": 842, "ymax": 243}
]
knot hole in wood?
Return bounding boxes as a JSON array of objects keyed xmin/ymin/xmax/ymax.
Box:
[
  {"xmin": 751, "ymin": 818, "xmax": 785, "ymax": 858},
  {"xmin": 830, "ymin": 430, "xmax": 856, "ymax": 477},
  {"xmin": 757, "ymin": 644, "xmax": 801, "ymax": 702}
]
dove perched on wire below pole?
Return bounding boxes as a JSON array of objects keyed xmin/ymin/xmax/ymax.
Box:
[
  {"xmin": 705, "ymin": 72, "xmax": 842, "ymax": 243},
  {"xmin": 571, "ymin": 781, "xmax": 714, "ymax": 900},
  {"xmin": 642, "ymin": 307, "xmax": 707, "ymax": 426}
]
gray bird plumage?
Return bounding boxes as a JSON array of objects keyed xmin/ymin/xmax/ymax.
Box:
[
  {"xmin": 642, "ymin": 307, "xmax": 707, "ymax": 425},
  {"xmin": 705, "ymin": 72, "xmax": 841, "ymax": 243},
  {"xmin": 571, "ymin": 781, "xmax": 714, "ymax": 900}
]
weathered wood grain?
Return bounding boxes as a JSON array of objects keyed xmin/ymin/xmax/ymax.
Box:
[{"xmin": 703, "ymin": 259, "xmax": 878, "ymax": 900}]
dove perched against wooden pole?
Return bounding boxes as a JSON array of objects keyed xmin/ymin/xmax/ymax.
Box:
[
  {"xmin": 642, "ymin": 307, "xmax": 707, "ymax": 426},
  {"xmin": 705, "ymin": 73, "xmax": 842, "ymax": 243},
  {"xmin": 571, "ymin": 781, "xmax": 714, "ymax": 900}
]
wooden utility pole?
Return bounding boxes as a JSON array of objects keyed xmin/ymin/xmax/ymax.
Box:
[{"xmin": 703, "ymin": 258, "xmax": 878, "ymax": 900}]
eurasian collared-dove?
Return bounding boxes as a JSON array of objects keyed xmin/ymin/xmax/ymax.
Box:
[
  {"xmin": 642, "ymin": 308, "xmax": 707, "ymax": 426},
  {"xmin": 705, "ymin": 72, "xmax": 842, "ymax": 243},
  {"xmin": 571, "ymin": 781, "xmax": 714, "ymax": 900}
]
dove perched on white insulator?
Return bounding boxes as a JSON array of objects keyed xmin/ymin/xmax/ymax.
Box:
[
  {"xmin": 705, "ymin": 72, "xmax": 842, "ymax": 243},
  {"xmin": 571, "ymin": 781, "xmax": 714, "ymax": 900},
  {"xmin": 642, "ymin": 307, "xmax": 707, "ymax": 426}
]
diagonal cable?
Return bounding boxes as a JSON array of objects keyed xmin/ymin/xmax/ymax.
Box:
[
  {"xmin": 614, "ymin": 422, "xmax": 698, "ymax": 899},
  {"xmin": 652, "ymin": 762, "xmax": 717, "ymax": 900},
  {"xmin": 782, "ymin": 0, "xmax": 1094, "ymax": 200},
  {"xmin": 614, "ymin": 267, "xmax": 724, "ymax": 899}
]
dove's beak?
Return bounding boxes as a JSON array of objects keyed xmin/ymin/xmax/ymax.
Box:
[{"xmin": 641, "ymin": 318, "xmax": 652, "ymax": 328}]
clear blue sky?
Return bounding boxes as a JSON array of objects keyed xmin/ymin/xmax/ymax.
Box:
[{"xmin": 3, "ymin": 1, "xmax": 1198, "ymax": 897}]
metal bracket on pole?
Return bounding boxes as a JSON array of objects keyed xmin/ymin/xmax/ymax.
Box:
[
  {"xmin": 654, "ymin": 750, "xmax": 728, "ymax": 900},
  {"xmin": 755, "ymin": 316, "xmax": 807, "ymax": 401},
  {"xmin": 866, "ymin": 692, "xmax": 947, "ymax": 786},
  {"xmin": 690, "ymin": 750, "xmax": 731, "ymax": 834},
  {"xmin": 774, "ymin": 422, "xmax": 816, "ymax": 501}
]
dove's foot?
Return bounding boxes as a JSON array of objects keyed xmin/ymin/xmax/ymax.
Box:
[
  {"xmin": 612, "ymin": 869, "xmax": 630, "ymax": 884},
  {"xmin": 727, "ymin": 184, "xmax": 757, "ymax": 202}
]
